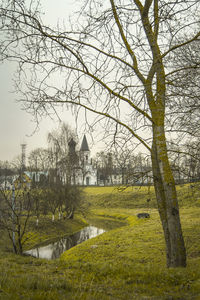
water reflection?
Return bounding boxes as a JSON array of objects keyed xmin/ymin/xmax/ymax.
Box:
[{"xmin": 24, "ymin": 226, "xmax": 105, "ymax": 259}]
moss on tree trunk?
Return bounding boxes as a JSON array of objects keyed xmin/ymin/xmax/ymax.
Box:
[{"xmin": 151, "ymin": 126, "xmax": 186, "ymax": 267}]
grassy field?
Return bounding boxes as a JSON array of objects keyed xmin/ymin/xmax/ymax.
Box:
[{"xmin": 0, "ymin": 184, "xmax": 200, "ymax": 299}]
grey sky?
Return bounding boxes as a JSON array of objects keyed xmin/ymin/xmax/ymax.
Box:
[{"xmin": 0, "ymin": 0, "xmax": 97, "ymax": 162}]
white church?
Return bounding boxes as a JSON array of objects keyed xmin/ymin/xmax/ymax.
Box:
[
  {"xmin": 67, "ymin": 135, "xmax": 151, "ymax": 186},
  {"xmin": 68, "ymin": 135, "xmax": 97, "ymax": 186}
]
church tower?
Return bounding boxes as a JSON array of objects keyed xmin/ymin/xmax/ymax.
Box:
[
  {"xmin": 67, "ymin": 138, "xmax": 79, "ymax": 185},
  {"xmin": 80, "ymin": 135, "xmax": 90, "ymax": 165},
  {"xmin": 68, "ymin": 138, "xmax": 76, "ymax": 156},
  {"xmin": 79, "ymin": 135, "xmax": 96, "ymax": 185},
  {"xmin": 68, "ymin": 138, "xmax": 79, "ymax": 165}
]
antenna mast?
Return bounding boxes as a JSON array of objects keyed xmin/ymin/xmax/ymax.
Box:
[{"xmin": 21, "ymin": 143, "xmax": 27, "ymax": 172}]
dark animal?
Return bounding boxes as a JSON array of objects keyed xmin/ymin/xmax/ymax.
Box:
[{"xmin": 137, "ymin": 213, "xmax": 150, "ymax": 219}]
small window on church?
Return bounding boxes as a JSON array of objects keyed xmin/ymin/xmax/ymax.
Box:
[{"xmin": 86, "ymin": 155, "xmax": 88, "ymax": 161}]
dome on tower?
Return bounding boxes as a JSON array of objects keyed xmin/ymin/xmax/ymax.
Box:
[{"xmin": 68, "ymin": 138, "xmax": 76, "ymax": 148}]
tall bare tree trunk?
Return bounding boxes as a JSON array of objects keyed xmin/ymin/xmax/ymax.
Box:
[{"xmin": 151, "ymin": 125, "xmax": 186, "ymax": 267}]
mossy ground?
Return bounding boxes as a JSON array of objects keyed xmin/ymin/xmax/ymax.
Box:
[{"xmin": 0, "ymin": 184, "xmax": 200, "ymax": 299}]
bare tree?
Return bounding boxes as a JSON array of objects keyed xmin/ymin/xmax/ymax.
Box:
[
  {"xmin": 166, "ymin": 38, "xmax": 200, "ymax": 184},
  {"xmin": 0, "ymin": 186, "xmax": 33, "ymax": 254},
  {"xmin": 1, "ymin": 0, "xmax": 200, "ymax": 267},
  {"xmin": 166, "ymin": 39, "xmax": 200, "ymax": 139},
  {"xmin": 62, "ymin": 184, "xmax": 82, "ymax": 220},
  {"xmin": 0, "ymin": 161, "xmax": 14, "ymax": 189},
  {"xmin": 47, "ymin": 123, "xmax": 78, "ymax": 183},
  {"xmin": 94, "ymin": 151, "xmax": 113, "ymax": 185},
  {"xmin": 167, "ymin": 140, "xmax": 200, "ymax": 184},
  {"xmin": 41, "ymin": 182, "xmax": 82, "ymax": 221},
  {"xmin": 28, "ymin": 148, "xmax": 50, "ymax": 172},
  {"xmin": 183, "ymin": 141, "xmax": 200, "ymax": 183},
  {"xmin": 31, "ymin": 188, "xmax": 41, "ymax": 226},
  {"xmin": 168, "ymin": 145, "xmax": 186, "ymax": 185}
]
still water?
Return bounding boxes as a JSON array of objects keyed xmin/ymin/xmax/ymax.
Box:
[{"xmin": 24, "ymin": 226, "xmax": 105, "ymax": 260}]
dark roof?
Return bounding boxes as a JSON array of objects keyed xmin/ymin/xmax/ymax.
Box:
[{"xmin": 80, "ymin": 135, "xmax": 89, "ymax": 151}]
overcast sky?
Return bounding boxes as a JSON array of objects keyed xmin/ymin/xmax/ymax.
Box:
[{"xmin": 0, "ymin": 0, "xmax": 101, "ymax": 162}]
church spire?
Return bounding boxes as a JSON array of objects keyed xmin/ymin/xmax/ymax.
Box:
[{"xmin": 80, "ymin": 135, "xmax": 89, "ymax": 152}]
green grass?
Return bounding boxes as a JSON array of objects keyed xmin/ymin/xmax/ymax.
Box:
[
  {"xmin": 0, "ymin": 184, "xmax": 200, "ymax": 299},
  {"xmin": 85, "ymin": 182, "xmax": 200, "ymax": 209},
  {"xmin": 85, "ymin": 185, "xmax": 157, "ymax": 209}
]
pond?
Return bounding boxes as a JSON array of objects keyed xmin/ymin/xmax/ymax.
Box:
[{"xmin": 24, "ymin": 225, "xmax": 105, "ymax": 260}]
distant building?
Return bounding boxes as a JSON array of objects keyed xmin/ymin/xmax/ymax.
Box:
[
  {"xmin": 68, "ymin": 135, "xmax": 97, "ymax": 186},
  {"xmin": 0, "ymin": 176, "xmax": 14, "ymax": 190},
  {"xmin": 0, "ymin": 173, "xmax": 32, "ymax": 190},
  {"xmin": 0, "ymin": 136, "xmax": 153, "ymax": 189},
  {"xmin": 64, "ymin": 135, "xmax": 153, "ymax": 186},
  {"xmin": 24, "ymin": 171, "xmax": 48, "ymax": 186},
  {"xmin": 13, "ymin": 173, "xmax": 32, "ymax": 189}
]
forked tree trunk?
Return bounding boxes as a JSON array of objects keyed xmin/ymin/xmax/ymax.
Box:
[
  {"xmin": 18, "ymin": 238, "xmax": 23, "ymax": 255},
  {"xmin": 151, "ymin": 126, "xmax": 186, "ymax": 268}
]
